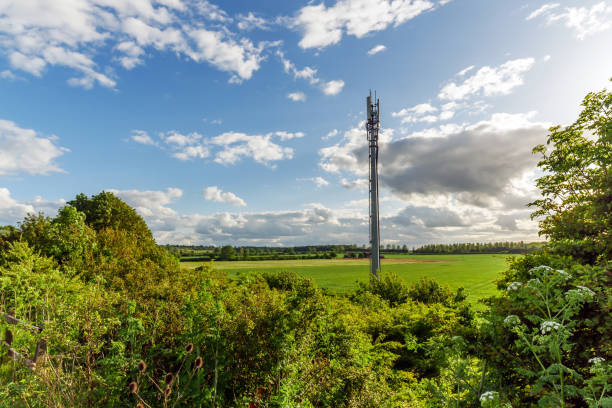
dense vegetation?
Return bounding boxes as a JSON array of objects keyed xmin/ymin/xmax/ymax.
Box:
[{"xmin": 0, "ymin": 83, "xmax": 610, "ymax": 406}]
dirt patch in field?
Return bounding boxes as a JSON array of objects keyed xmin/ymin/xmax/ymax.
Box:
[{"xmin": 341, "ymin": 258, "xmax": 450, "ymax": 264}]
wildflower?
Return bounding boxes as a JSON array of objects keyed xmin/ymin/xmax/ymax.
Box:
[
  {"xmin": 479, "ymin": 390, "xmax": 499, "ymax": 402},
  {"xmin": 540, "ymin": 321, "xmax": 561, "ymax": 335},
  {"xmin": 529, "ymin": 265, "xmax": 553, "ymax": 276},
  {"xmin": 165, "ymin": 373, "xmax": 174, "ymax": 385},
  {"xmin": 128, "ymin": 381, "xmax": 138, "ymax": 394},
  {"xmin": 527, "ymin": 278, "xmax": 541, "ymax": 286},
  {"xmin": 504, "ymin": 315, "xmax": 520, "ymax": 327},
  {"xmin": 137, "ymin": 404, "xmax": 145, "ymax": 408},
  {"xmin": 566, "ymin": 285, "xmax": 595, "ymax": 302},
  {"xmin": 507, "ymin": 281, "xmax": 522, "ymax": 291},
  {"xmin": 137, "ymin": 361, "xmax": 146, "ymax": 373},
  {"xmin": 556, "ymin": 269, "xmax": 571, "ymax": 280},
  {"xmin": 589, "ymin": 357, "xmax": 605, "ymax": 365},
  {"xmin": 185, "ymin": 343, "xmax": 194, "ymax": 353}
]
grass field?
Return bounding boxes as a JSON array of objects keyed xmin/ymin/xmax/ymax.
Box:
[{"xmin": 183, "ymin": 254, "xmax": 517, "ymax": 304}]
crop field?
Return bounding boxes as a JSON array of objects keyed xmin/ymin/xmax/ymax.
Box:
[{"xmin": 182, "ymin": 253, "xmax": 517, "ymax": 304}]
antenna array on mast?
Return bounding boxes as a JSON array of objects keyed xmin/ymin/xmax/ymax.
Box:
[{"xmin": 366, "ymin": 91, "xmax": 381, "ymax": 278}]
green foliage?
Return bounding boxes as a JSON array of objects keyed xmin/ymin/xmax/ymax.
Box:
[
  {"xmin": 530, "ymin": 82, "xmax": 612, "ymax": 265},
  {"xmin": 356, "ymin": 271, "xmax": 410, "ymax": 306},
  {"xmin": 482, "ymin": 81, "xmax": 612, "ymax": 406},
  {"xmin": 218, "ymin": 244, "xmax": 236, "ymax": 261},
  {"xmin": 69, "ymin": 191, "xmax": 152, "ymax": 239}
]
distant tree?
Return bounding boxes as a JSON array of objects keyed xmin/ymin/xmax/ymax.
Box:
[{"xmin": 219, "ymin": 245, "xmax": 236, "ymax": 261}]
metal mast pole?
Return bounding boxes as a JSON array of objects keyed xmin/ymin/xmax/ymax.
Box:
[{"xmin": 366, "ymin": 91, "xmax": 381, "ymax": 278}]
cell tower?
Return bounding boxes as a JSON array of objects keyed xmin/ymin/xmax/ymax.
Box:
[{"xmin": 366, "ymin": 91, "xmax": 381, "ymax": 278}]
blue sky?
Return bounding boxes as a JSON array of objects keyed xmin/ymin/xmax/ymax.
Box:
[{"xmin": 1, "ymin": 0, "xmax": 611, "ymax": 246}]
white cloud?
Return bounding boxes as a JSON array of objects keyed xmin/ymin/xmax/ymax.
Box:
[
  {"xmin": 203, "ymin": 186, "xmax": 247, "ymax": 206},
  {"xmin": 456, "ymin": 65, "xmax": 475, "ymax": 76},
  {"xmin": 0, "ymin": 189, "xmax": 67, "ymax": 224},
  {"xmin": 298, "ymin": 176, "xmax": 329, "ymax": 187},
  {"xmin": 237, "ymin": 12, "xmax": 270, "ymax": 31},
  {"xmin": 319, "ymin": 112, "xmax": 548, "ymax": 211},
  {"xmin": 526, "ymin": 3, "xmax": 560, "ymax": 20},
  {"xmin": 367, "ymin": 44, "xmax": 387, "ymax": 55},
  {"xmin": 287, "ymin": 92, "xmax": 307, "ymax": 102},
  {"xmin": 277, "ymin": 50, "xmax": 319, "ymax": 84},
  {"xmin": 0, "ymin": 70, "xmax": 18, "ymax": 80},
  {"xmin": 322, "ymin": 79, "xmax": 345, "ymax": 95},
  {"xmin": 0, "ymin": 0, "xmax": 269, "ymax": 88},
  {"xmin": 438, "ymin": 58, "xmax": 535, "ymax": 100},
  {"xmin": 292, "ymin": 0, "xmax": 441, "ymax": 49},
  {"xmin": 392, "ymin": 102, "xmax": 459, "ymax": 124},
  {"xmin": 324, "ymin": 129, "xmax": 339, "ymax": 140},
  {"xmin": 211, "ymin": 132, "xmax": 295, "ymax": 167},
  {"xmin": 109, "ymin": 187, "xmax": 182, "ymax": 218},
  {"xmin": 526, "ymin": 2, "xmax": 612, "ymax": 39},
  {"xmin": 0, "ymin": 119, "xmax": 68, "ymax": 175},
  {"xmin": 131, "ymin": 128, "xmax": 303, "ymax": 167},
  {"xmin": 131, "ymin": 129, "xmax": 158, "ymax": 146},
  {"xmin": 0, "ymin": 188, "xmax": 35, "ymax": 222},
  {"xmin": 277, "ymin": 50, "xmax": 345, "ymax": 96}
]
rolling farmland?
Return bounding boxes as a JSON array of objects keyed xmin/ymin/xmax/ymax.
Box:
[{"xmin": 183, "ymin": 253, "xmax": 516, "ymax": 303}]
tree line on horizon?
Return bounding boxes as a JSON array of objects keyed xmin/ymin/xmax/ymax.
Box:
[{"xmin": 165, "ymin": 241, "xmax": 544, "ymax": 262}]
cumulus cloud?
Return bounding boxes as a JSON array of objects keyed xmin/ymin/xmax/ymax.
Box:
[
  {"xmin": 292, "ymin": 0, "xmax": 442, "ymax": 49},
  {"xmin": 203, "ymin": 186, "xmax": 247, "ymax": 206},
  {"xmin": 0, "ymin": 188, "xmax": 67, "ymax": 223},
  {"xmin": 131, "ymin": 129, "xmax": 158, "ymax": 146},
  {"xmin": 131, "ymin": 128, "xmax": 304, "ymax": 167},
  {"xmin": 367, "ymin": 44, "xmax": 387, "ymax": 55},
  {"xmin": 526, "ymin": 2, "xmax": 612, "ymax": 39},
  {"xmin": 287, "ymin": 92, "xmax": 307, "ymax": 102},
  {"xmin": 0, "ymin": 119, "xmax": 68, "ymax": 175},
  {"xmin": 277, "ymin": 50, "xmax": 344, "ymax": 95},
  {"xmin": 277, "ymin": 50, "xmax": 320, "ymax": 84},
  {"xmin": 320, "ymin": 112, "xmax": 548, "ymax": 209},
  {"xmin": 108, "ymin": 187, "xmax": 182, "ymax": 223},
  {"xmin": 0, "ymin": 0, "xmax": 270, "ymax": 88},
  {"xmin": 324, "ymin": 129, "xmax": 339, "ymax": 140},
  {"xmin": 322, "ymin": 80, "xmax": 345, "ymax": 95},
  {"xmin": 236, "ymin": 12, "xmax": 271, "ymax": 31},
  {"xmin": 438, "ymin": 58, "xmax": 535, "ymax": 100},
  {"xmin": 0, "ymin": 186, "xmax": 539, "ymax": 246}
]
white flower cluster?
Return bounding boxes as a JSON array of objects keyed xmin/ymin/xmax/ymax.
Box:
[
  {"xmin": 504, "ymin": 315, "xmax": 520, "ymax": 326},
  {"xmin": 540, "ymin": 321, "xmax": 561, "ymax": 335},
  {"xmin": 527, "ymin": 278, "xmax": 541, "ymax": 286},
  {"xmin": 566, "ymin": 285, "xmax": 595, "ymax": 302},
  {"xmin": 507, "ymin": 281, "xmax": 522, "ymax": 291},
  {"xmin": 480, "ymin": 391, "xmax": 499, "ymax": 403},
  {"xmin": 556, "ymin": 269, "xmax": 572, "ymax": 280},
  {"xmin": 589, "ymin": 357, "xmax": 605, "ymax": 365},
  {"xmin": 529, "ymin": 265, "xmax": 553, "ymax": 276}
]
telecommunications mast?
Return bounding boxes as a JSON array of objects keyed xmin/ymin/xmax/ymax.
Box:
[{"xmin": 366, "ymin": 91, "xmax": 381, "ymax": 278}]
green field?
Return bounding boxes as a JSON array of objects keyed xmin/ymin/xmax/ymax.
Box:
[{"xmin": 183, "ymin": 253, "xmax": 516, "ymax": 304}]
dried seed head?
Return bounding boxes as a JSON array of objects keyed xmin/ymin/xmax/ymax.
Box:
[
  {"xmin": 165, "ymin": 387, "xmax": 172, "ymax": 397},
  {"xmin": 165, "ymin": 373, "xmax": 174, "ymax": 385},
  {"xmin": 128, "ymin": 382, "xmax": 138, "ymax": 394},
  {"xmin": 185, "ymin": 343, "xmax": 194, "ymax": 353},
  {"xmin": 193, "ymin": 356, "xmax": 203, "ymax": 370},
  {"xmin": 137, "ymin": 361, "xmax": 147, "ymax": 372}
]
